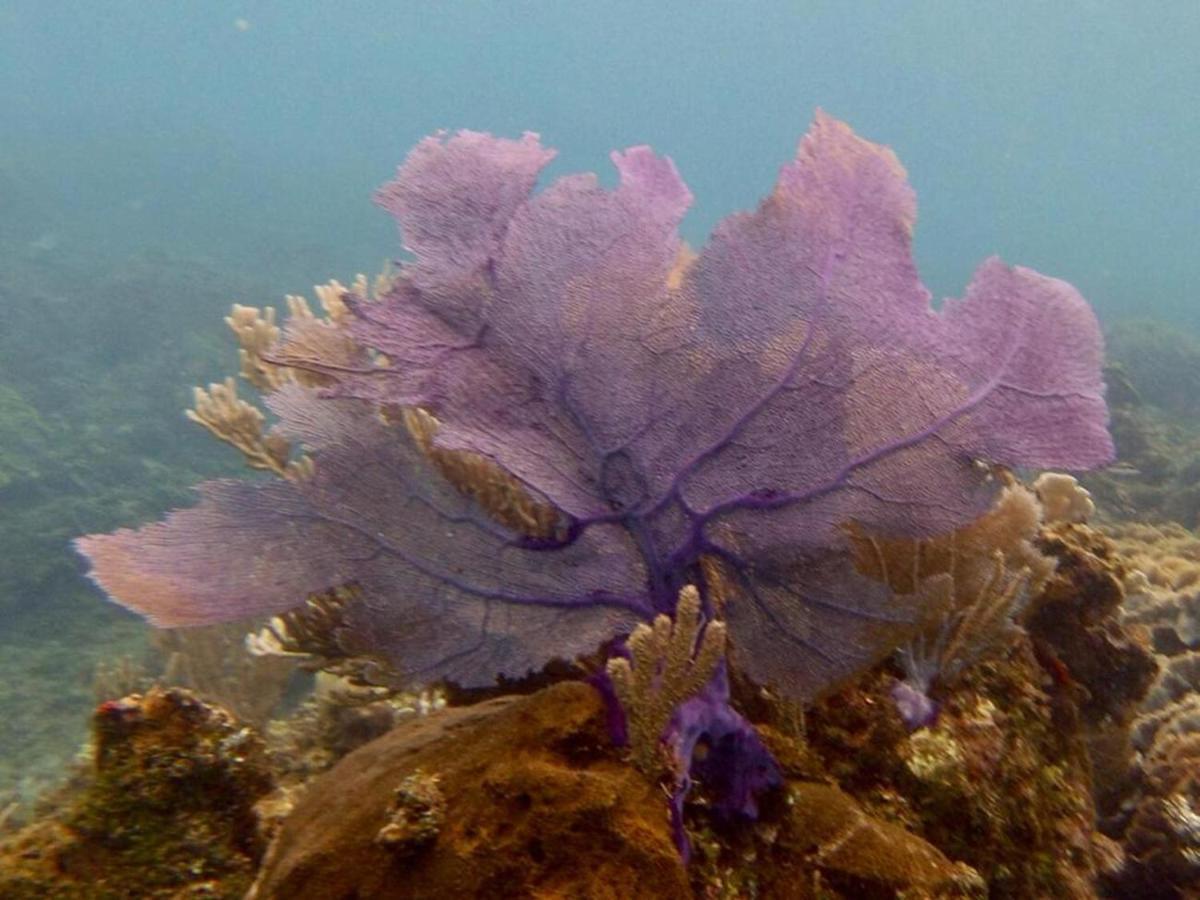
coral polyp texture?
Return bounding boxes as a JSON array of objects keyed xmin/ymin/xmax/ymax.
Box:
[{"xmin": 77, "ymin": 113, "xmax": 1111, "ymax": 719}]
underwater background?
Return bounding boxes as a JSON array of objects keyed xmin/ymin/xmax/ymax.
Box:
[{"xmin": 2, "ymin": 2, "xmax": 1199, "ymax": 897}]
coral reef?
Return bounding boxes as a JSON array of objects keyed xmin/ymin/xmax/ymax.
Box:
[
  {"xmin": 242, "ymin": 507, "xmax": 1168, "ymax": 898},
  {"xmin": 250, "ymin": 681, "xmax": 979, "ymax": 899},
  {"xmin": 1100, "ymin": 521, "xmax": 1200, "ymax": 896},
  {"xmin": 9, "ymin": 501, "xmax": 1190, "ymax": 897},
  {"xmin": 8, "ymin": 112, "xmax": 1148, "ymax": 895},
  {"xmin": 1111, "ymin": 521, "xmax": 1200, "ymax": 654},
  {"xmin": 0, "ymin": 688, "xmax": 275, "ymax": 899},
  {"xmin": 803, "ymin": 519, "xmax": 1153, "ymax": 898},
  {"xmin": 78, "ymin": 115, "xmax": 1111, "ymax": 708}
]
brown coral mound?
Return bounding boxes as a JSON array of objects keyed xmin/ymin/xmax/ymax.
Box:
[
  {"xmin": 0, "ymin": 687, "xmax": 275, "ymax": 899},
  {"xmin": 252, "ymin": 681, "xmax": 975, "ymax": 900},
  {"xmin": 250, "ymin": 682, "xmax": 691, "ymax": 900}
]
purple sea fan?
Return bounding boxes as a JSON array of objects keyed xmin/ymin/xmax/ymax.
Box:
[{"xmin": 77, "ymin": 112, "xmax": 1112, "ymax": 707}]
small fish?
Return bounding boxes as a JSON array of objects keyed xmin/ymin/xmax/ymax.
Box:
[{"xmin": 1104, "ymin": 462, "xmax": 1142, "ymax": 479}]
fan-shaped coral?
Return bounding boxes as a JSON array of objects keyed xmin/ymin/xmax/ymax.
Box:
[{"xmin": 77, "ymin": 114, "xmax": 1112, "ymax": 707}]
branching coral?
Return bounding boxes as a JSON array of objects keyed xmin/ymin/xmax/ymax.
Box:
[
  {"xmin": 606, "ymin": 584, "xmax": 726, "ymax": 774},
  {"xmin": 245, "ymin": 585, "xmax": 403, "ymax": 688},
  {"xmin": 226, "ymin": 303, "xmax": 291, "ymax": 392},
  {"xmin": 187, "ymin": 377, "xmax": 312, "ymax": 479},
  {"xmin": 851, "ymin": 483, "xmax": 1054, "ymax": 727},
  {"xmin": 191, "ymin": 276, "xmax": 391, "ymax": 476}
]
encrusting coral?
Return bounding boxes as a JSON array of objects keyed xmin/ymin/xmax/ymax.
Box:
[
  {"xmin": 373, "ymin": 770, "xmax": 446, "ymax": 857},
  {"xmin": 1110, "ymin": 521, "xmax": 1200, "ymax": 654}
]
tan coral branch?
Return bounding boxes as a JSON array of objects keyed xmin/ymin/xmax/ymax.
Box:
[
  {"xmin": 226, "ymin": 304, "xmax": 293, "ymax": 392},
  {"xmin": 186, "ymin": 377, "xmax": 312, "ymax": 480},
  {"xmin": 606, "ymin": 585, "xmax": 726, "ymax": 775}
]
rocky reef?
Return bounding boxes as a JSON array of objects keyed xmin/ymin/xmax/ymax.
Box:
[
  {"xmin": 0, "ymin": 688, "xmax": 274, "ymax": 899},
  {"xmin": 1100, "ymin": 522, "xmax": 1200, "ymax": 897},
  {"xmin": 9, "ymin": 507, "xmax": 1198, "ymax": 897}
]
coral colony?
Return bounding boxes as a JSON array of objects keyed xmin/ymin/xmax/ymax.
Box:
[{"xmin": 77, "ymin": 112, "xmax": 1113, "ymax": 856}]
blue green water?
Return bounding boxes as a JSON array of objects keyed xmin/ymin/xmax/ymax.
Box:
[{"xmin": 2, "ymin": 2, "xmax": 1197, "ymax": 323}]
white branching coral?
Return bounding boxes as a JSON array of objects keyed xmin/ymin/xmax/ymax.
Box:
[{"xmin": 606, "ymin": 585, "xmax": 726, "ymax": 775}]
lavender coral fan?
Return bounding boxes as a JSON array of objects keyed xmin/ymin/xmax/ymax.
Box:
[{"xmin": 77, "ymin": 113, "xmax": 1111, "ymax": 754}]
